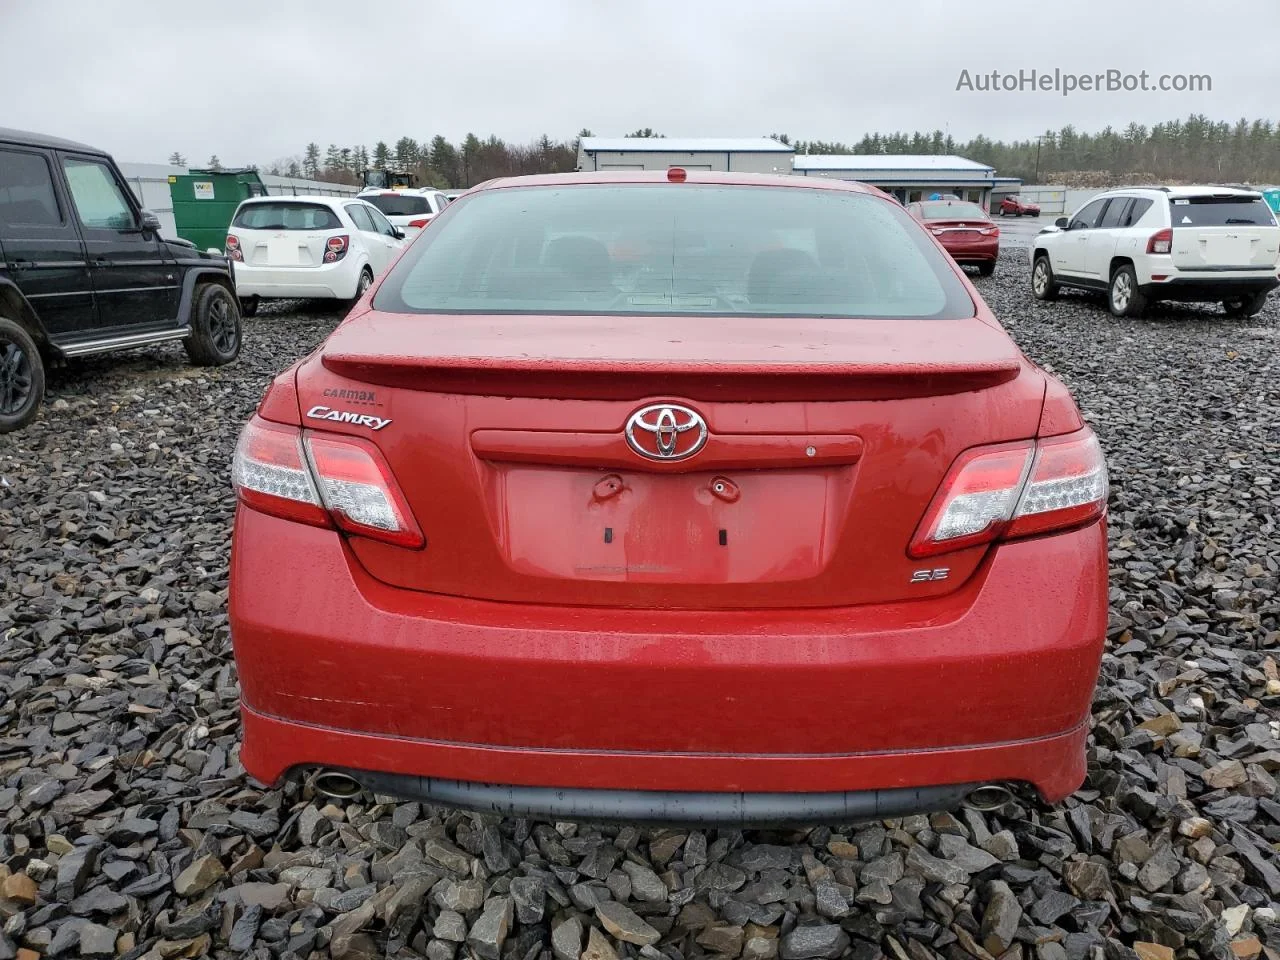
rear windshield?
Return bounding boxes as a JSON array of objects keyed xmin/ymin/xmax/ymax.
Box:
[
  {"xmin": 1168, "ymin": 196, "xmax": 1278, "ymax": 227},
  {"xmin": 361, "ymin": 193, "xmax": 432, "ymax": 216},
  {"xmin": 374, "ymin": 184, "xmax": 974, "ymax": 319},
  {"xmin": 232, "ymin": 202, "xmax": 342, "ymax": 230},
  {"xmin": 919, "ymin": 201, "xmax": 988, "ymax": 220}
]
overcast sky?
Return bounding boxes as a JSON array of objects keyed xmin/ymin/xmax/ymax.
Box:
[{"xmin": 2, "ymin": 0, "xmax": 1273, "ymax": 166}]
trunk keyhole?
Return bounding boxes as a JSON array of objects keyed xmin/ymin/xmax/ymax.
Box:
[
  {"xmin": 593, "ymin": 474, "xmax": 624, "ymax": 502},
  {"xmin": 709, "ymin": 477, "xmax": 740, "ymax": 503}
]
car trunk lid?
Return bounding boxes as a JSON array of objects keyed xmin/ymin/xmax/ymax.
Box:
[
  {"xmin": 1168, "ymin": 195, "xmax": 1280, "ymax": 270},
  {"xmin": 294, "ymin": 311, "xmax": 1041, "ymax": 609}
]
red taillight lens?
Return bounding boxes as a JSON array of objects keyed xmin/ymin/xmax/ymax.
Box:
[
  {"xmin": 980, "ymin": 226, "xmax": 999, "ymax": 236},
  {"xmin": 408, "ymin": 217, "xmax": 431, "ymax": 228},
  {"xmin": 225, "ymin": 234, "xmax": 243, "ymax": 262},
  {"xmin": 323, "ymin": 234, "xmax": 349, "ymax": 263},
  {"xmin": 231, "ymin": 419, "xmax": 329, "ymax": 528},
  {"xmin": 305, "ymin": 434, "xmax": 424, "ymax": 548},
  {"xmin": 1147, "ymin": 228, "xmax": 1173, "ymax": 255},
  {"xmin": 909, "ymin": 429, "xmax": 1107, "ymax": 558},
  {"xmin": 909, "ymin": 442, "xmax": 1032, "ymax": 558},
  {"xmin": 232, "ymin": 418, "xmax": 423, "ymax": 548}
]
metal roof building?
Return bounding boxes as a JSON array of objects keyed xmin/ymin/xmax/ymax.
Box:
[
  {"xmin": 577, "ymin": 137, "xmax": 794, "ymax": 176},
  {"xmin": 793, "ymin": 154, "xmax": 999, "ymax": 207}
]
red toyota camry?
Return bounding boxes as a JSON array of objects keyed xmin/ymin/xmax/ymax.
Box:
[
  {"xmin": 229, "ymin": 170, "xmax": 1108, "ymax": 824},
  {"xmin": 906, "ymin": 199, "xmax": 1001, "ymax": 275}
]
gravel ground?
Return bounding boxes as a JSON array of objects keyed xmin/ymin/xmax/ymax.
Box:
[{"xmin": 2, "ymin": 259, "xmax": 1280, "ymax": 960}]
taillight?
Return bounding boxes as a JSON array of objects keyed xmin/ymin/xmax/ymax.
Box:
[
  {"xmin": 909, "ymin": 430, "xmax": 1107, "ymax": 558},
  {"xmin": 408, "ymin": 217, "xmax": 432, "ymax": 228},
  {"xmin": 1147, "ymin": 228, "xmax": 1173, "ymax": 254},
  {"xmin": 231, "ymin": 419, "xmax": 328, "ymax": 528},
  {"xmin": 323, "ymin": 234, "xmax": 349, "ymax": 263},
  {"xmin": 232, "ymin": 418, "xmax": 423, "ymax": 548},
  {"xmin": 225, "ymin": 234, "xmax": 243, "ymax": 262},
  {"xmin": 305, "ymin": 433, "xmax": 424, "ymax": 548},
  {"xmin": 979, "ymin": 226, "xmax": 999, "ymax": 236},
  {"xmin": 931, "ymin": 228, "xmax": 945, "ymax": 235}
]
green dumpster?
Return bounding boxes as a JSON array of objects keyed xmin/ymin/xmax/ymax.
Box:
[{"xmin": 168, "ymin": 168, "xmax": 269, "ymax": 252}]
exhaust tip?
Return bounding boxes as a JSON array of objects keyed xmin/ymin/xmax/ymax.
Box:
[
  {"xmin": 963, "ymin": 784, "xmax": 1015, "ymax": 812},
  {"xmin": 313, "ymin": 770, "xmax": 363, "ymax": 800}
]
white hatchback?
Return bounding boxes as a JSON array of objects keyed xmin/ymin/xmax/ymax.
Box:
[
  {"xmin": 1031, "ymin": 186, "xmax": 1280, "ymax": 318},
  {"xmin": 356, "ymin": 188, "xmax": 450, "ymax": 239},
  {"xmin": 226, "ymin": 196, "xmax": 408, "ymax": 313}
]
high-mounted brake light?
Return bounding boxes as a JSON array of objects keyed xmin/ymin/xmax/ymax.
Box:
[
  {"xmin": 667, "ymin": 167, "xmax": 687, "ymax": 182},
  {"xmin": 1147, "ymin": 228, "xmax": 1173, "ymax": 255},
  {"xmin": 225, "ymin": 234, "xmax": 243, "ymax": 262},
  {"xmin": 909, "ymin": 429, "xmax": 1107, "ymax": 558},
  {"xmin": 232, "ymin": 417, "xmax": 423, "ymax": 548}
]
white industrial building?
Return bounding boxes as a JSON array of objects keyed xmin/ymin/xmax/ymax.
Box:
[
  {"xmin": 118, "ymin": 162, "xmax": 359, "ymax": 240},
  {"xmin": 576, "ymin": 137, "xmax": 795, "ymax": 175},
  {"xmin": 792, "ymin": 155, "xmax": 999, "ymax": 208}
]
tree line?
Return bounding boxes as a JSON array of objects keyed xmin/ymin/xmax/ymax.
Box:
[{"xmin": 177, "ymin": 115, "xmax": 1280, "ymax": 188}]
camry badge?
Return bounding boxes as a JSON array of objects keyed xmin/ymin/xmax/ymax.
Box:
[
  {"xmin": 625, "ymin": 403, "xmax": 708, "ymax": 461},
  {"xmin": 306, "ymin": 405, "xmax": 391, "ymax": 431}
]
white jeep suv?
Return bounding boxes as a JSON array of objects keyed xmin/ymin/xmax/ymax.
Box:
[{"xmin": 1031, "ymin": 187, "xmax": 1279, "ymax": 318}]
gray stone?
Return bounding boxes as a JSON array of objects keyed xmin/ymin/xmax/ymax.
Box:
[
  {"xmin": 467, "ymin": 897, "xmax": 514, "ymax": 960},
  {"xmin": 435, "ymin": 909, "xmax": 468, "ymax": 942},
  {"xmin": 424, "ymin": 837, "xmax": 473, "ymax": 874},
  {"xmin": 510, "ymin": 876, "xmax": 545, "ymax": 924},
  {"xmin": 229, "ymin": 903, "xmax": 262, "ymax": 952},
  {"xmin": 813, "ymin": 880, "xmax": 850, "ymax": 919},
  {"xmin": 937, "ymin": 834, "xmax": 1001, "ymax": 874},
  {"xmin": 980, "ymin": 880, "xmax": 1022, "ymax": 956},
  {"xmin": 778, "ymin": 924, "xmax": 850, "ymax": 960},
  {"xmin": 77, "ymin": 922, "xmax": 116, "ymax": 958},
  {"xmin": 551, "ymin": 916, "xmax": 584, "ymax": 960},
  {"xmin": 596, "ymin": 900, "xmax": 662, "ymax": 946},
  {"xmin": 905, "ymin": 843, "xmax": 970, "ymax": 884},
  {"xmin": 622, "ymin": 860, "xmax": 668, "ymax": 903}
]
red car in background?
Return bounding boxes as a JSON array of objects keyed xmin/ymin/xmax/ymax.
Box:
[
  {"xmin": 907, "ymin": 199, "xmax": 1001, "ymax": 275},
  {"xmin": 230, "ymin": 170, "xmax": 1107, "ymax": 825},
  {"xmin": 1000, "ymin": 195, "xmax": 1042, "ymax": 217}
]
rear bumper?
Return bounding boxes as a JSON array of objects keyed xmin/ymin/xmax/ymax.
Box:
[
  {"xmin": 231, "ymin": 259, "xmax": 361, "ymax": 299},
  {"xmin": 940, "ymin": 238, "xmax": 999, "ymax": 263},
  {"xmin": 1138, "ymin": 272, "xmax": 1279, "ymax": 301},
  {"xmin": 231, "ymin": 508, "xmax": 1107, "ymax": 811}
]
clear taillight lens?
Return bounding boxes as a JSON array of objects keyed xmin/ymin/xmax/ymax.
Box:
[
  {"xmin": 1147, "ymin": 228, "xmax": 1173, "ymax": 255},
  {"xmin": 909, "ymin": 429, "xmax": 1107, "ymax": 558},
  {"xmin": 231, "ymin": 419, "xmax": 327, "ymax": 528},
  {"xmin": 225, "ymin": 234, "xmax": 243, "ymax": 262},
  {"xmin": 231, "ymin": 417, "xmax": 422, "ymax": 548}
]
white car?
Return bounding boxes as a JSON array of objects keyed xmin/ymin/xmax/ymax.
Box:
[
  {"xmin": 1031, "ymin": 186, "xmax": 1280, "ymax": 318},
  {"xmin": 226, "ymin": 196, "xmax": 408, "ymax": 312},
  {"xmin": 356, "ymin": 187, "xmax": 450, "ymax": 239}
]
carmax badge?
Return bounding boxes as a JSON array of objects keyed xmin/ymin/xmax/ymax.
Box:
[{"xmin": 306, "ymin": 405, "xmax": 392, "ymax": 431}]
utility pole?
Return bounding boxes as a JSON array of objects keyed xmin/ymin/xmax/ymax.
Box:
[{"xmin": 1033, "ymin": 135, "xmax": 1048, "ymax": 184}]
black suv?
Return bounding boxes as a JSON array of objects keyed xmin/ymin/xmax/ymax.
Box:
[{"xmin": 0, "ymin": 128, "xmax": 241, "ymax": 432}]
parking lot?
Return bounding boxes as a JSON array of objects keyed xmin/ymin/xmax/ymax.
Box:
[{"xmin": 1, "ymin": 249, "xmax": 1278, "ymax": 959}]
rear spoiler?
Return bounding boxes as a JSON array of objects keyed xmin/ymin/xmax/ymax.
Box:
[{"xmin": 320, "ymin": 354, "xmax": 1023, "ymax": 401}]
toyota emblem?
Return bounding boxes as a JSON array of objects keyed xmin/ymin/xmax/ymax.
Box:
[{"xmin": 625, "ymin": 403, "xmax": 708, "ymax": 462}]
